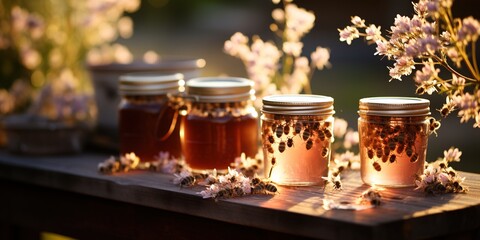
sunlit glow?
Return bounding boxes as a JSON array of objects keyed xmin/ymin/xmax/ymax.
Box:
[
  {"xmin": 196, "ymin": 59, "xmax": 206, "ymax": 68},
  {"xmin": 143, "ymin": 50, "xmax": 160, "ymax": 64}
]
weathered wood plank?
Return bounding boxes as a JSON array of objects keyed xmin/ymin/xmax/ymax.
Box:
[{"xmin": 0, "ymin": 151, "xmax": 479, "ymax": 239}]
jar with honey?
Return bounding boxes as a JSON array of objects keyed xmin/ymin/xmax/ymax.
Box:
[
  {"xmin": 118, "ymin": 73, "xmax": 184, "ymax": 161},
  {"xmin": 181, "ymin": 77, "xmax": 258, "ymax": 172},
  {"xmin": 261, "ymin": 94, "xmax": 334, "ymax": 186},
  {"xmin": 358, "ymin": 97, "xmax": 431, "ymax": 187}
]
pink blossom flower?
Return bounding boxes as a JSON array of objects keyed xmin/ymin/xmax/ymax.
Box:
[
  {"xmin": 365, "ymin": 24, "xmax": 382, "ymax": 41},
  {"xmin": 444, "ymin": 147, "xmax": 462, "ymax": 162},
  {"xmin": 339, "ymin": 26, "xmax": 360, "ymax": 45},
  {"xmin": 310, "ymin": 47, "xmax": 330, "ymax": 70}
]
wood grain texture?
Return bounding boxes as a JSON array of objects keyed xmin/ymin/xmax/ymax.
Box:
[{"xmin": 0, "ymin": 151, "xmax": 479, "ymax": 239}]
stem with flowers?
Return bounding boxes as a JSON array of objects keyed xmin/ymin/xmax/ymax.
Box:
[
  {"xmin": 224, "ymin": 0, "xmax": 331, "ymax": 109},
  {"xmin": 339, "ymin": 0, "xmax": 480, "ymax": 128}
]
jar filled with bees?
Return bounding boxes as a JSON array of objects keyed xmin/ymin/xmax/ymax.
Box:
[
  {"xmin": 118, "ymin": 73, "xmax": 184, "ymax": 161},
  {"xmin": 261, "ymin": 94, "xmax": 334, "ymax": 186},
  {"xmin": 358, "ymin": 97, "xmax": 432, "ymax": 187},
  {"xmin": 181, "ymin": 77, "xmax": 258, "ymax": 172}
]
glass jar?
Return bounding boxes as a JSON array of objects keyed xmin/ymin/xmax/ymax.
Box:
[
  {"xmin": 118, "ymin": 73, "xmax": 184, "ymax": 161},
  {"xmin": 358, "ymin": 97, "xmax": 431, "ymax": 187},
  {"xmin": 181, "ymin": 77, "xmax": 258, "ymax": 172},
  {"xmin": 261, "ymin": 95, "xmax": 334, "ymax": 186}
]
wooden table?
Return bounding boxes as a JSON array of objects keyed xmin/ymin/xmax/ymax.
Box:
[{"xmin": 0, "ymin": 151, "xmax": 479, "ymax": 240}]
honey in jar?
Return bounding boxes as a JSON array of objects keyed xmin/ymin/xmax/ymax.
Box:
[
  {"xmin": 118, "ymin": 73, "xmax": 184, "ymax": 161},
  {"xmin": 358, "ymin": 97, "xmax": 431, "ymax": 187},
  {"xmin": 261, "ymin": 94, "xmax": 334, "ymax": 186},
  {"xmin": 181, "ymin": 77, "xmax": 258, "ymax": 171}
]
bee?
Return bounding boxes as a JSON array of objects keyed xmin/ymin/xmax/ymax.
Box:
[
  {"xmin": 396, "ymin": 143, "xmax": 405, "ymax": 154},
  {"xmin": 323, "ymin": 121, "xmax": 331, "ymax": 128},
  {"xmin": 278, "ymin": 141, "xmax": 286, "ymax": 153},
  {"xmin": 265, "ymin": 183, "xmax": 278, "ymax": 193},
  {"xmin": 251, "ymin": 177, "xmax": 261, "ymax": 185},
  {"xmin": 383, "ymin": 145, "xmax": 390, "ymax": 156},
  {"xmin": 381, "ymin": 154, "xmax": 389, "ymax": 163},
  {"xmin": 321, "ymin": 147, "xmax": 329, "ymax": 157},
  {"xmin": 375, "ymin": 147, "xmax": 383, "ymax": 158},
  {"xmin": 410, "ymin": 153, "xmax": 419, "ymax": 162},
  {"xmin": 217, "ymin": 188, "xmax": 233, "ymax": 198},
  {"xmin": 234, "ymin": 186, "xmax": 245, "ymax": 196},
  {"xmin": 283, "ymin": 124, "xmax": 290, "ymax": 135},
  {"xmin": 287, "ymin": 137, "xmax": 294, "ymax": 148},
  {"xmin": 367, "ymin": 148, "xmax": 374, "ymax": 159},
  {"xmin": 276, "ymin": 125, "xmax": 284, "ymax": 138},
  {"xmin": 388, "ymin": 139, "xmax": 396, "ymax": 151},
  {"xmin": 333, "ymin": 179, "xmax": 342, "ymax": 190},
  {"xmin": 180, "ymin": 175, "xmax": 195, "ymax": 187},
  {"xmin": 253, "ymin": 181, "xmax": 266, "ymax": 193},
  {"xmin": 294, "ymin": 121, "xmax": 302, "ymax": 134},
  {"xmin": 302, "ymin": 128, "xmax": 311, "ymax": 141},
  {"xmin": 317, "ymin": 129, "xmax": 326, "ymax": 141},
  {"xmin": 271, "ymin": 157, "xmax": 276, "ymax": 165},
  {"xmin": 397, "ymin": 132, "xmax": 405, "ymax": 143},
  {"xmin": 268, "ymin": 135, "xmax": 275, "ymax": 144},
  {"xmin": 393, "ymin": 125, "xmax": 401, "ymax": 133},
  {"xmin": 271, "ymin": 123, "xmax": 277, "ymax": 133},
  {"xmin": 429, "ymin": 119, "xmax": 441, "ymax": 134},
  {"xmin": 372, "ymin": 162, "xmax": 382, "ymax": 171},
  {"xmin": 405, "ymin": 146, "xmax": 413, "ymax": 157},
  {"xmin": 313, "ymin": 121, "xmax": 320, "ymax": 130},
  {"xmin": 324, "ymin": 129, "xmax": 332, "ymax": 139},
  {"xmin": 194, "ymin": 172, "xmax": 209, "ymax": 180},
  {"xmin": 306, "ymin": 139, "xmax": 313, "ymax": 150},
  {"xmin": 389, "ymin": 154, "xmax": 397, "ymax": 163},
  {"xmin": 267, "ymin": 144, "xmax": 274, "ymax": 154}
]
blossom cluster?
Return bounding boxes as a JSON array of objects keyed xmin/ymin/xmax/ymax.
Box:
[
  {"xmin": 0, "ymin": 0, "xmax": 140, "ymax": 122},
  {"xmin": 98, "ymin": 152, "xmax": 186, "ymax": 174},
  {"xmin": 225, "ymin": 0, "xmax": 330, "ymax": 108},
  {"xmin": 415, "ymin": 147, "xmax": 468, "ymax": 194},
  {"xmin": 339, "ymin": 0, "xmax": 480, "ymax": 128},
  {"xmin": 230, "ymin": 151, "xmax": 264, "ymax": 178}
]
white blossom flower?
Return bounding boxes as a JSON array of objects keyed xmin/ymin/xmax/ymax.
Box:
[
  {"xmin": 351, "ymin": 16, "xmax": 366, "ymax": 27},
  {"xmin": 283, "ymin": 41, "xmax": 303, "ymax": 57},
  {"xmin": 339, "ymin": 26, "xmax": 360, "ymax": 45},
  {"xmin": 310, "ymin": 47, "xmax": 331, "ymax": 70},
  {"xmin": 343, "ymin": 129, "xmax": 359, "ymax": 149},
  {"xmin": 333, "ymin": 118, "xmax": 348, "ymax": 138},
  {"xmin": 365, "ymin": 24, "xmax": 382, "ymax": 41},
  {"xmin": 444, "ymin": 147, "xmax": 462, "ymax": 162},
  {"xmin": 284, "ymin": 4, "xmax": 315, "ymax": 42}
]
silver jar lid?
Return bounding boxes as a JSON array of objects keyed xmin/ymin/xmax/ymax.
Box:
[
  {"xmin": 119, "ymin": 72, "xmax": 183, "ymax": 96},
  {"xmin": 262, "ymin": 94, "xmax": 334, "ymax": 116},
  {"xmin": 186, "ymin": 77, "xmax": 254, "ymax": 102},
  {"xmin": 359, "ymin": 97, "xmax": 430, "ymax": 116}
]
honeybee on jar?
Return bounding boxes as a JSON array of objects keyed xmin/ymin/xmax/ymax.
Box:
[
  {"xmin": 381, "ymin": 155, "xmax": 388, "ymax": 163},
  {"xmin": 367, "ymin": 148, "xmax": 374, "ymax": 159},
  {"xmin": 405, "ymin": 145, "xmax": 413, "ymax": 157},
  {"xmin": 396, "ymin": 143, "xmax": 405, "ymax": 154},
  {"xmin": 389, "ymin": 154, "xmax": 396, "ymax": 163},
  {"xmin": 321, "ymin": 147, "xmax": 329, "ymax": 157},
  {"xmin": 306, "ymin": 139, "xmax": 313, "ymax": 150},
  {"xmin": 317, "ymin": 129, "xmax": 326, "ymax": 141},
  {"xmin": 278, "ymin": 141, "xmax": 286, "ymax": 153},
  {"xmin": 375, "ymin": 147, "xmax": 383, "ymax": 158},
  {"xmin": 324, "ymin": 129, "xmax": 332, "ymax": 139},
  {"xmin": 276, "ymin": 124, "xmax": 284, "ymax": 138},
  {"xmin": 294, "ymin": 121, "xmax": 302, "ymax": 134},
  {"xmin": 271, "ymin": 123, "xmax": 277, "ymax": 133},
  {"xmin": 287, "ymin": 137, "xmax": 294, "ymax": 148},
  {"xmin": 302, "ymin": 128, "xmax": 311, "ymax": 141},
  {"xmin": 271, "ymin": 157, "xmax": 276, "ymax": 165},
  {"xmin": 372, "ymin": 162, "xmax": 381, "ymax": 171},
  {"xmin": 267, "ymin": 144, "xmax": 274, "ymax": 154},
  {"xmin": 234, "ymin": 186, "xmax": 245, "ymax": 196},
  {"xmin": 410, "ymin": 153, "xmax": 419, "ymax": 162},
  {"xmin": 313, "ymin": 121, "xmax": 320, "ymax": 130},
  {"xmin": 283, "ymin": 124, "xmax": 290, "ymax": 135},
  {"xmin": 268, "ymin": 135, "xmax": 275, "ymax": 144}
]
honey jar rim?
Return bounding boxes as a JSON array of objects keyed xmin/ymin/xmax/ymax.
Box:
[
  {"xmin": 119, "ymin": 73, "xmax": 184, "ymax": 85},
  {"xmin": 359, "ymin": 96, "xmax": 430, "ymax": 116},
  {"xmin": 186, "ymin": 77, "xmax": 254, "ymax": 102},
  {"xmin": 262, "ymin": 94, "xmax": 334, "ymax": 116}
]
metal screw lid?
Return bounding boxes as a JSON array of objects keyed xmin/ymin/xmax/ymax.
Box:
[
  {"xmin": 186, "ymin": 77, "xmax": 254, "ymax": 102},
  {"xmin": 119, "ymin": 73, "xmax": 184, "ymax": 96},
  {"xmin": 359, "ymin": 96, "xmax": 430, "ymax": 117},
  {"xmin": 262, "ymin": 94, "xmax": 335, "ymax": 116}
]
